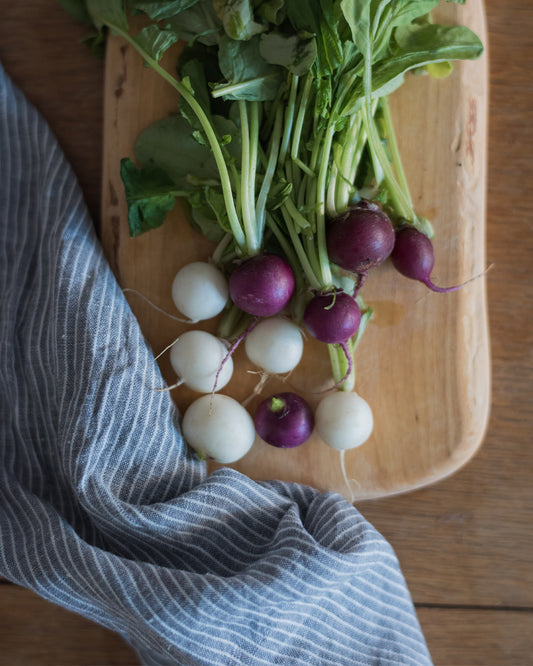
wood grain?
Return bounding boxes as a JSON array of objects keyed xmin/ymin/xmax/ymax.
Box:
[
  {"xmin": 0, "ymin": 0, "xmax": 104, "ymax": 223},
  {"xmin": 0, "ymin": 584, "xmax": 139, "ymax": 666},
  {"xmin": 101, "ymin": 1, "xmax": 490, "ymax": 502},
  {"xmin": 1, "ymin": 0, "xmax": 533, "ymax": 663},
  {"xmin": 417, "ymin": 607, "xmax": 533, "ymax": 665}
]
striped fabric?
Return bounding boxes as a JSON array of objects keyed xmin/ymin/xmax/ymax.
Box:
[{"xmin": 0, "ymin": 62, "xmax": 432, "ymax": 666}]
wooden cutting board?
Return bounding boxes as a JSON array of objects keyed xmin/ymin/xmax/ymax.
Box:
[{"xmin": 101, "ymin": 1, "xmax": 490, "ymax": 502}]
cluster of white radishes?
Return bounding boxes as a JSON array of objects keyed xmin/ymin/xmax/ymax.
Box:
[{"xmin": 168, "ymin": 261, "xmax": 373, "ymax": 465}]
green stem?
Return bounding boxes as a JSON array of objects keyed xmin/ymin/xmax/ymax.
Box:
[
  {"xmin": 304, "ymin": 235, "xmax": 322, "ymax": 282},
  {"xmin": 109, "ymin": 23, "xmax": 246, "ymax": 249},
  {"xmin": 362, "ymin": 40, "xmax": 413, "ymax": 221},
  {"xmin": 290, "ymin": 73, "xmax": 313, "ymax": 162},
  {"xmin": 326, "ymin": 161, "xmax": 339, "ymax": 219},
  {"xmin": 335, "ymin": 112, "xmax": 362, "ymax": 210},
  {"xmin": 211, "ymin": 232, "xmax": 233, "ymax": 265},
  {"xmin": 280, "ymin": 207, "xmax": 321, "ymax": 290},
  {"xmin": 279, "ymin": 74, "xmax": 299, "ymax": 166},
  {"xmin": 266, "ymin": 213, "xmax": 299, "ymax": 270},
  {"xmin": 239, "ymin": 101, "xmax": 259, "ymax": 254},
  {"xmin": 380, "ymin": 96, "xmax": 413, "ymax": 209},
  {"xmin": 256, "ymin": 105, "xmax": 283, "ymax": 238},
  {"xmin": 328, "ymin": 340, "xmax": 355, "ymax": 392},
  {"xmin": 282, "ymin": 197, "xmax": 312, "ymax": 234},
  {"xmin": 316, "ymin": 123, "xmax": 336, "ymax": 288},
  {"xmin": 217, "ymin": 302, "xmax": 245, "ymax": 340},
  {"xmin": 265, "ymin": 213, "xmax": 305, "ymax": 299}
]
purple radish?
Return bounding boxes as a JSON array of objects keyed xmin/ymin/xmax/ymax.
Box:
[
  {"xmin": 254, "ymin": 392, "xmax": 314, "ymax": 448},
  {"xmin": 229, "ymin": 254, "xmax": 295, "ymax": 316},
  {"xmin": 326, "ymin": 201, "xmax": 395, "ymax": 274},
  {"xmin": 303, "ymin": 291, "xmax": 361, "ymax": 388},
  {"xmin": 391, "ymin": 227, "xmax": 463, "ymax": 293},
  {"xmin": 303, "ymin": 291, "xmax": 361, "ymax": 344}
]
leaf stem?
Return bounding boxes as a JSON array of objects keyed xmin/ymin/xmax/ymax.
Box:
[
  {"xmin": 239, "ymin": 101, "xmax": 260, "ymax": 254},
  {"xmin": 211, "ymin": 75, "xmax": 279, "ymax": 99},
  {"xmin": 290, "ymin": 73, "xmax": 313, "ymax": 162},
  {"xmin": 280, "ymin": 207, "xmax": 321, "ymax": 290},
  {"xmin": 278, "ymin": 74, "xmax": 299, "ymax": 166},
  {"xmin": 362, "ymin": 39, "xmax": 413, "ymax": 221},
  {"xmin": 107, "ymin": 21, "xmax": 246, "ymax": 249},
  {"xmin": 379, "ymin": 96, "xmax": 413, "ymax": 209},
  {"xmin": 256, "ymin": 105, "xmax": 284, "ymax": 238},
  {"xmin": 315, "ymin": 123, "xmax": 336, "ymax": 288}
]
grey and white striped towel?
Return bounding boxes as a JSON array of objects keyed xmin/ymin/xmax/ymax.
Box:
[{"xmin": 0, "ymin": 62, "xmax": 432, "ymax": 666}]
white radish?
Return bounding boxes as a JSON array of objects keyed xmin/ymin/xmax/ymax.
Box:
[
  {"xmin": 182, "ymin": 394, "xmax": 255, "ymax": 463},
  {"xmin": 315, "ymin": 391, "xmax": 373, "ymax": 451},
  {"xmin": 169, "ymin": 331, "xmax": 233, "ymax": 393},
  {"xmin": 244, "ymin": 317, "xmax": 303, "ymax": 374},
  {"xmin": 172, "ymin": 262, "xmax": 228, "ymax": 322}
]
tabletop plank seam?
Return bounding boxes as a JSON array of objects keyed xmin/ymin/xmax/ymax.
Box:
[{"xmin": 415, "ymin": 602, "xmax": 533, "ymax": 613}]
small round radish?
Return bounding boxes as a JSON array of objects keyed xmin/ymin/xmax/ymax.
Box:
[
  {"xmin": 172, "ymin": 262, "xmax": 229, "ymax": 321},
  {"xmin": 303, "ymin": 291, "xmax": 361, "ymax": 344},
  {"xmin": 182, "ymin": 394, "xmax": 255, "ymax": 463},
  {"xmin": 315, "ymin": 391, "xmax": 373, "ymax": 450},
  {"xmin": 254, "ymin": 392, "xmax": 314, "ymax": 448},
  {"xmin": 229, "ymin": 254, "xmax": 295, "ymax": 317},
  {"xmin": 245, "ymin": 317, "xmax": 303, "ymax": 374},
  {"xmin": 169, "ymin": 331, "xmax": 233, "ymax": 393},
  {"xmin": 391, "ymin": 226, "xmax": 462, "ymax": 293},
  {"xmin": 326, "ymin": 201, "xmax": 395, "ymax": 274}
]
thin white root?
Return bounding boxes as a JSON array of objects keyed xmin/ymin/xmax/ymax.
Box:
[
  {"xmin": 154, "ymin": 335, "xmax": 182, "ymax": 362},
  {"xmin": 241, "ymin": 372, "xmax": 271, "ymax": 407},
  {"xmin": 339, "ymin": 450, "xmax": 356, "ymax": 504},
  {"xmin": 145, "ymin": 378, "xmax": 185, "ymax": 392},
  {"xmin": 144, "ymin": 335, "xmax": 183, "ymax": 392},
  {"xmin": 123, "ymin": 288, "xmax": 197, "ymax": 324}
]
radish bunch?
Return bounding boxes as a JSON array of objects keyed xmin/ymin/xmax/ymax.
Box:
[{"xmin": 84, "ymin": 1, "xmax": 484, "ymax": 474}]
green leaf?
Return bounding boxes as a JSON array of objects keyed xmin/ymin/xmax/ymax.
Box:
[
  {"xmin": 57, "ymin": 0, "xmax": 94, "ymax": 26},
  {"xmin": 393, "ymin": 21, "xmax": 484, "ymax": 57},
  {"xmin": 213, "ymin": 0, "xmax": 265, "ymax": 40},
  {"xmin": 134, "ymin": 114, "xmax": 241, "ymax": 187},
  {"xmin": 120, "ymin": 158, "xmax": 185, "ymax": 237},
  {"xmin": 187, "ymin": 204, "xmax": 226, "ymax": 243},
  {"xmin": 313, "ymin": 75, "xmax": 332, "ymax": 132},
  {"xmin": 178, "ymin": 58, "xmax": 213, "ymax": 132},
  {"xmin": 380, "ymin": 1, "xmax": 438, "ymax": 31},
  {"xmin": 204, "ymin": 187, "xmax": 233, "ymax": 233},
  {"xmin": 259, "ymin": 32, "xmax": 317, "ymax": 76},
  {"xmin": 130, "ymin": 0, "xmax": 200, "ymax": 20},
  {"xmin": 285, "ymin": 0, "xmax": 343, "ymax": 75},
  {"xmin": 86, "ymin": 0, "xmax": 128, "ymax": 32},
  {"xmin": 134, "ymin": 115, "xmax": 218, "ymax": 187},
  {"xmin": 426, "ymin": 61, "xmax": 454, "ymax": 78},
  {"xmin": 213, "ymin": 35, "xmax": 284, "ymax": 100},
  {"xmin": 371, "ymin": 1, "xmax": 439, "ymax": 60},
  {"xmin": 212, "ymin": 115, "xmax": 242, "ymax": 164},
  {"xmin": 342, "ymin": 23, "xmax": 484, "ymax": 114},
  {"xmin": 340, "ymin": 0, "xmax": 371, "ymax": 56},
  {"xmin": 165, "ymin": 0, "xmax": 222, "ymax": 46},
  {"xmin": 256, "ymin": 0, "xmax": 286, "ymax": 25},
  {"xmin": 267, "ymin": 178, "xmax": 292, "ymax": 211},
  {"xmin": 134, "ymin": 24, "xmax": 179, "ymax": 62},
  {"xmin": 80, "ymin": 28, "xmax": 107, "ymax": 58}
]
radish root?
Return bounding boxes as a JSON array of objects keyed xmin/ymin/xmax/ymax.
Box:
[{"xmin": 123, "ymin": 288, "xmax": 197, "ymax": 324}]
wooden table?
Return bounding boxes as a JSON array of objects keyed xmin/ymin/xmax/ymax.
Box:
[{"xmin": 1, "ymin": 2, "xmax": 532, "ymax": 664}]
